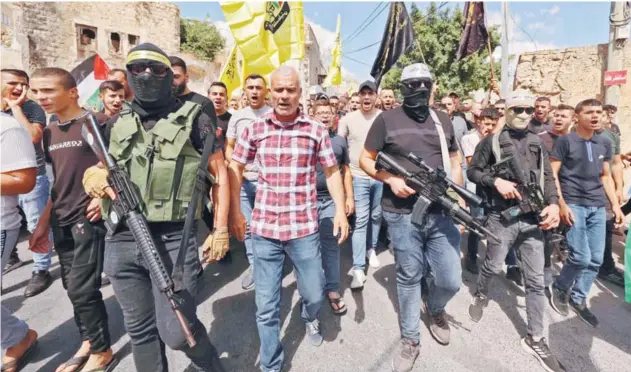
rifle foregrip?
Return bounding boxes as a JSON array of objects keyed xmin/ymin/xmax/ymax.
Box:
[{"xmin": 126, "ymin": 210, "xmax": 173, "ymax": 292}]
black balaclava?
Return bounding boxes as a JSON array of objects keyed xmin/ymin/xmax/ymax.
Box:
[
  {"xmin": 126, "ymin": 43, "xmax": 176, "ymax": 118},
  {"xmin": 401, "ymin": 78, "xmax": 433, "ymax": 123}
]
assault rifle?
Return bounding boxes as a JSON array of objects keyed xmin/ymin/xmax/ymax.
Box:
[
  {"xmin": 375, "ymin": 152, "xmax": 498, "ymax": 240},
  {"xmin": 491, "ymin": 155, "xmax": 566, "ymax": 244},
  {"xmin": 81, "ymin": 114, "xmax": 196, "ymax": 347}
]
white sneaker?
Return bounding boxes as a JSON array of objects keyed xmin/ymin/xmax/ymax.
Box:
[
  {"xmin": 367, "ymin": 249, "xmax": 380, "ymax": 268},
  {"xmin": 350, "ymin": 269, "xmax": 366, "ymax": 289}
]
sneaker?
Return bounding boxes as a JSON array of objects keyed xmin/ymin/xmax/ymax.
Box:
[
  {"xmin": 468, "ymin": 293, "xmax": 488, "ymax": 323},
  {"xmin": 350, "ymin": 269, "xmax": 366, "ymax": 290},
  {"xmin": 549, "ymin": 285, "xmax": 569, "ymax": 316},
  {"xmin": 24, "ymin": 270, "xmax": 52, "ymax": 298},
  {"xmin": 521, "ymin": 335, "xmax": 564, "ymax": 372},
  {"xmin": 569, "ymin": 299, "xmax": 598, "ymax": 328},
  {"xmin": 428, "ymin": 311, "xmax": 450, "ymax": 345},
  {"xmin": 598, "ymin": 269, "xmax": 624, "ymax": 287},
  {"xmin": 4, "ymin": 252, "xmax": 23, "ymax": 274},
  {"xmin": 367, "ymin": 249, "xmax": 380, "ymax": 268},
  {"xmin": 506, "ymin": 266, "xmax": 523, "ymax": 287},
  {"xmin": 391, "ymin": 338, "xmax": 420, "ymax": 372},
  {"xmin": 305, "ymin": 320, "xmax": 323, "ymax": 346},
  {"xmin": 465, "ymin": 258, "xmax": 479, "ymax": 275},
  {"xmin": 101, "ymin": 273, "xmax": 111, "ymax": 287},
  {"xmin": 241, "ymin": 266, "xmax": 255, "ymax": 290}
]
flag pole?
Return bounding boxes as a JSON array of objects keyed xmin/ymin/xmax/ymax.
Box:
[
  {"xmin": 416, "ymin": 43, "xmax": 427, "ymax": 64},
  {"xmin": 483, "ymin": 2, "xmax": 495, "ymax": 102}
]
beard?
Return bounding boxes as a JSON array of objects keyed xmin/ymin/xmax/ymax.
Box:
[{"xmin": 172, "ymin": 82, "xmax": 186, "ymax": 97}]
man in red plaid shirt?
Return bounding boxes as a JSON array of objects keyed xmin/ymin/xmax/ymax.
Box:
[{"xmin": 228, "ymin": 66, "xmax": 349, "ymax": 372}]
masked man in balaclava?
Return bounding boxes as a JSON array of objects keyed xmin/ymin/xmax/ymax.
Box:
[
  {"xmin": 358, "ymin": 63, "xmax": 464, "ymax": 372},
  {"xmin": 82, "ymin": 43, "xmax": 229, "ymax": 372},
  {"xmin": 467, "ymin": 91, "xmax": 564, "ymax": 372}
]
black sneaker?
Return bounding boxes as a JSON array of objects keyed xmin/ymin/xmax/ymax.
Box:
[
  {"xmin": 549, "ymin": 285, "xmax": 569, "ymax": 316},
  {"xmin": 569, "ymin": 299, "xmax": 598, "ymax": 328},
  {"xmin": 24, "ymin": 270, "xmax": 52, "ymax": 298},
  {"xmin": 4, "ymin": 251, "xmax": 23, "ymax": 274},
  {"xmin": 391, "ymin": 338, "xmax": 420, "ymax": 372},
  {"xmin": 506, "ymin": 266, "xmax": 523, "ymax": 287},
  {"xmin": 466, "ymin": 258, "xmax": 479, "ymax": 275},
  {"xmin": 521, "ymin": 335, "xmax": 564, "ymax": 372},
  {"xmin": 468, "ymin": 293, "xmax": 488, "ymax": 323},
  {"xmin": 598, "ymin": 269, "xmax": 624, "ymax": 287}
]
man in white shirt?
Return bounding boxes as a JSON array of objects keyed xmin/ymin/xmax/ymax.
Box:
[
  {"xmin": 338, "ymin": 80, "xmax": 382, "ymax": 289},
  {"xmin": 225, "ymin": 74, "xmax": 272, "ymax": 291},
  {"xmin": 1, "ymin": 113, "xmax": 40, "ymax": 372},
  {"xmin": 460, "ymin": 107, "xmax": 499, "ymax": 274}
]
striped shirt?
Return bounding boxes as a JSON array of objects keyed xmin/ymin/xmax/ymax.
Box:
[{"xmin": 232, "ymin": 110, "xmax": 337, "ymax": 241}]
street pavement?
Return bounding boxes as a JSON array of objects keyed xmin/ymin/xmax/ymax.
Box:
[{"xmin": 2, "ymin": 228, "xmax": 630, "ymax": 372}]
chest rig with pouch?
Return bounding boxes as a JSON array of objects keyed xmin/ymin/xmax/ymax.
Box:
[{"xmin": 103, "ymin": 101, "xmax": 205, "ymax": 222}]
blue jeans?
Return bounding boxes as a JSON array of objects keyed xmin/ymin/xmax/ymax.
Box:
[
  {"xmin": 240, "ymin": 179, "xmax": 257, "ymax": 265},
  {"xmin": 554, "ymin": 204, "xmax": 606, "ymax": 304},
  {"xmin": 2, "ymin": 228, "xmax": 29, "ymax": 349},
  {"xmin": 317, "ymin": 196, "xmax": 340, "ymax": 294},
  {"xmin": 18, "ymin": 174, "xmax": 52, "ymax": 271},
  {"xmin": 252, "ymin": 232, "xmax": 324, "ymax": 371},
  {"xmin": 351, "ymin": 177, "xmax": 383, "ymax": 270},
  {"xmin": 383, "ymin": 211, "xmax": 461, "ymax": 344}
]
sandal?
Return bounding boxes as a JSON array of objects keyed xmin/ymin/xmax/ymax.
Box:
[
  {"xmin": 328, "ymin": 296, "xmax": 347, "ymax": 315},
  {"xmin": 55, "ymin": 355, "xmax": 89, "ymax": 372},
  {"xmin": 81, "ymin": 355, "xmax": 119, "ymax": 372},
  {"xmin": 1, "ymin": 339, "xmax": 38, "ymax": 372}
]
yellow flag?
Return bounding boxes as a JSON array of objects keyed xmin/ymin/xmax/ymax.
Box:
[
  {"xmin": 221, "ymin": 1, "xmax": 305, "ymax": 77},
  {"xmin": 323, "ymin": 15, "xmax": 342, "ymax": 87},
  {"xmin": 219, "ymin": 44, "xmax": 241, "ymax": 98}
]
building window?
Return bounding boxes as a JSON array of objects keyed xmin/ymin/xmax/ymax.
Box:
[
  {"xmin": 76, "ymin": 24, "xmax": 97, "ymax": 58},
  {"xmin": 128, "ymin": 34, "xmax": 138, "ymax": 47},
  {"xmin": 109, "ymin": 32, "xmax": 120, "ymax": 53}
]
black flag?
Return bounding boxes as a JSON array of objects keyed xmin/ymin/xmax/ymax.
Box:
[
  {"xmin": 455, "ymin": 2, "xmax": 489, "ymax": 60},
  {"xmin": 370, "ymin": 2, "xmax": 415, "ymax": 87}
]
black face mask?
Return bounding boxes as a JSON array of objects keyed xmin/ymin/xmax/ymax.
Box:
[
  {"xmin": 401, "ymin": 79, "xmax": 432, "ymax": 123},
  {"xmin": 128, "ymin": 67, "xmax": 176, "ymax": 117}
]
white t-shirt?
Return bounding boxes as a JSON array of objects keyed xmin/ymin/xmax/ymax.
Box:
[
  {"xmin": 338, "ymin": 109, "xmax": 382, "ymax": 178},
  {"xmin": 461, "ymin": 130, "xmax": 483, "ymax": 158},
  {"xmin": 226, "ymin": 105, "xmax": 272, "ymax": 181},
  {"xmin": 1, "ymin": 113, "xmax": 37, "ymax": 231}
]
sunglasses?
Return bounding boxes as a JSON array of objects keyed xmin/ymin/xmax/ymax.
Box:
[
  {"xmin": 402, "ymin": 80, "xmax": 431, "ymax": 90},
  {"xmin": 127, "ymin": 63, "xmax": 170, "ymax": 77},
  {"xmin": 511, "ymin": 107, "xmax": 534, "ymax": 115}
]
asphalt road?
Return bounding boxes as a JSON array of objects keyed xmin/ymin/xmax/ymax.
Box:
[{"xmin": 2, "ymin": 228, "xmax": 630, "ymax": 372}]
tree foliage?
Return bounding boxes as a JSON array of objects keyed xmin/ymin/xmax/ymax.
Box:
[
  {"xmin": 381, "ymin": 3, "xmax": 500, "ymax": 98},
  {"xmin": 180, "ymin": 18, "xmax": 225, "ymax": 62}
]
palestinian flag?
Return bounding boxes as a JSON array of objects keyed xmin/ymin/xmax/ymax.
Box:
[{"xmin": 70, "ymin": 54, "xmax": 111, "ymax": 112}]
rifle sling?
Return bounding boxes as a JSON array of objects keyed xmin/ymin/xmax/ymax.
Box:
[{"xmin": 172, "ymin": 112, "xmax": 218, "ymax": 292}]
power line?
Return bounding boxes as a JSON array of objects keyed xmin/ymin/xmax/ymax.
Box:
[
  {"xmin": 345, "ymin": 40, "xmax": 381, "ymax": 54},
  {"xmin": 343, "ymin": 2, "xmax": 389, "ymax": 45},
  {"xmin": 341, "ymin": 2, "xmax": 384, "ymax": 44},
  {"xmin": 342, "ymin": 54, "xmax": 372, "ymax": 66},
  {"xmin": 509, "ymin": 11, "xmax": 538, "ymax": 51}
]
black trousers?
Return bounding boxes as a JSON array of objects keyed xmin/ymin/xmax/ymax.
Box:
[{"xmin": 52, "ymin": 218, "xmax": 111, "ymax": 353}]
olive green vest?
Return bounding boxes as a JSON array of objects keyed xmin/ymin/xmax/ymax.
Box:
[{"xmin": 104, "ymin": 101, "xmax": 203, "ymax": 222}]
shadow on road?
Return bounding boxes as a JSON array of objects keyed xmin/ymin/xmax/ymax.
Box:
[{"xmin": 29, "ymin": 295, "xmax": 129, "ymax": 372}]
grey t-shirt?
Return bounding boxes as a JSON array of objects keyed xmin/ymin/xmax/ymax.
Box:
[
  {"xmin": 451, "ymin": 115, "xmax": 469, "ymax": 150},
  {"xmin": 3, "ymin": 100, "xmax": 47, "ymax": 176},
  {"xmin": 1, "ymin": 113, "xmax": 38, "ymax": 231},
  {"xmin": 226, "ymin": 105, "xmax": 272, "ymax": 181}
]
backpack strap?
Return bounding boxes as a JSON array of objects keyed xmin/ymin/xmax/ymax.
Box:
[{"xmin": 429, "ymin": 109, "xmax": 452, "ymax": 179}]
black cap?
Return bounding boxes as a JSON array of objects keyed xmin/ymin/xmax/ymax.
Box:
[{"xmin": 359, "ymin": 80, "xmax": 377, "ymax": 93}]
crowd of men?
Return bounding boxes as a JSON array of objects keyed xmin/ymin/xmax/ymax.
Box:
[{"xmin": 1, "ymin": 42, "xmax": 630, "ymax": 372}]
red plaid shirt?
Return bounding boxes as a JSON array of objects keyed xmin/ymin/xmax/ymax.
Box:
[{"xmin": 232, "ymin": 111, "xmax": 337, "ymax": 241}]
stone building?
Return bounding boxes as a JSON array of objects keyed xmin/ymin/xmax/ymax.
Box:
[
  {"xmin": 1, "ymin": 2, "xmax": 180, "ymax": 72},
  {"xmin": 514, "ymin": 43, "xmax": 631, "ymax": 148}
]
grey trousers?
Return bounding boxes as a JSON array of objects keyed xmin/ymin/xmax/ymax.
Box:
[
  {"xmin": 1, "ymin": 228, "xmax": 29, "ymax": 350},
  {"xmin": 476, "ymin": 213, "xmax": 546, "ymax": 338}
]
